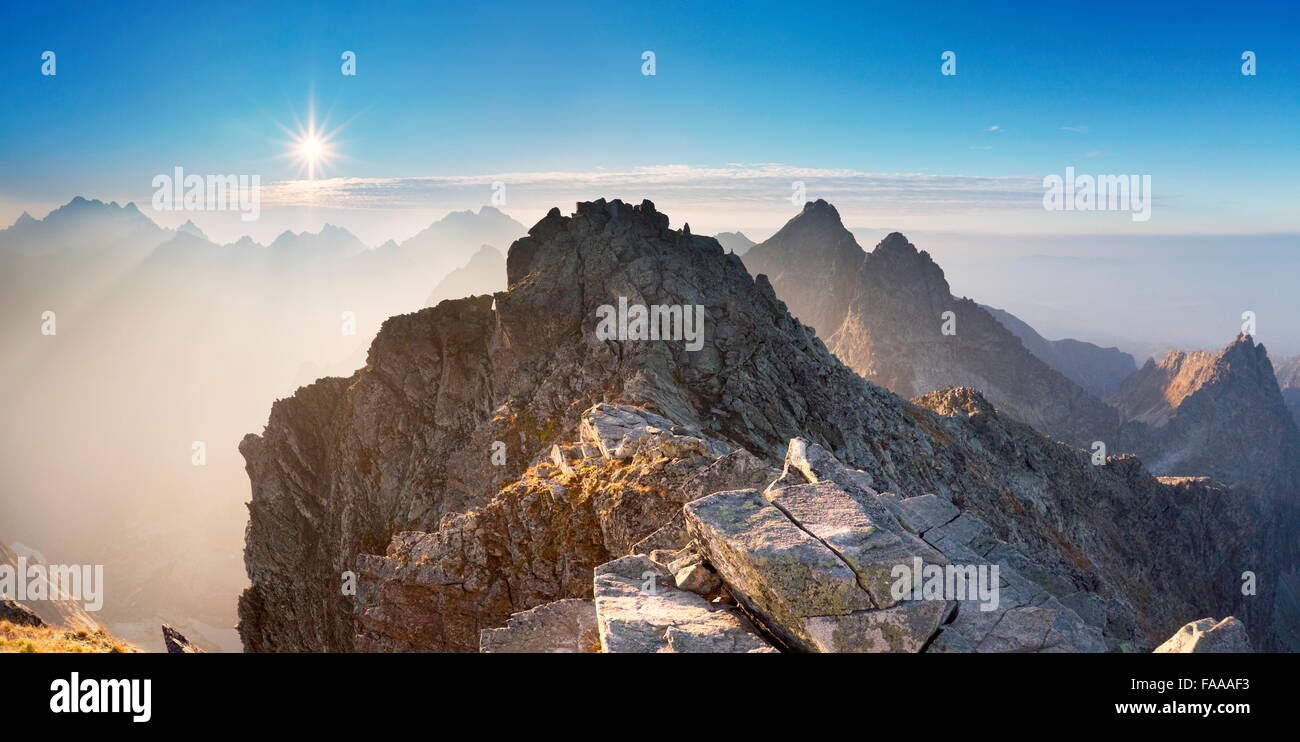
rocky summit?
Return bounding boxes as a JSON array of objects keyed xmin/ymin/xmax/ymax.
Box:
[{"xmin": 239, "ymin": 199, "xmax": 1289, "ymax": 653}]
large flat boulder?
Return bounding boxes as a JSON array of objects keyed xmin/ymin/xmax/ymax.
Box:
[
  {"xmin": 683, "ymin": 488, "xmax": 947, "ymax": 652},
  {"xmin": 593, "ymin": 555, "xmax": 776, "ymax": 653},
  {"xmin": 684, "ymin": 439, "xmax": 1108, "ymax": 653}
]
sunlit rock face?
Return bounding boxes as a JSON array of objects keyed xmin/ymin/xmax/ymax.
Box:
[{"xmin": 239, "ymin": 199, "xmax": 1289, "ymax": 653}]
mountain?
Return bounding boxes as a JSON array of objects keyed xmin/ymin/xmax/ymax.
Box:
[
  {"xmin": 385, "ymin": 205, "xmax": 526, "ymax": 279},
  {"xmin": 425, "ymin": 244, "xmax": 505, "ymax": 307},
  {"xmin": 743, "ymin": 201, "xmax": 1120, "ymax": 448},
  {"xmin": 740, "ymin": 201, "xmax": 865, "ymax": 338},
  {"xmin": 981, "ymin": 304, "xmax": 1137, "ymax": 398},
  {"xmin": 267, "ymin": 223, "xmax": 367, "ymax": 257},
  {"xmin": 1275, "ymin": 356, "xmax": 1300, "ymax": 427},
  {"xmin": 0, "ymin": 196, "xmax": 168, "ymax": 254},
  {"xmin": 1112, "ymin": 334, "xmax": 1300, "ymax": 489},
  {"xmin": 238, "ymin": 198, "xmax": 1285, "ymax": 652},
  {"xmin": 713, "ymin": 231, "xmax": 756, "ymax": 256},
  {"xmin": 1112, "ymin": 334, "xmax": 1300, "ymax": 651},
  {"xmin": 176, "ymin": 219, "xmax": 207, "ymax": 240}
]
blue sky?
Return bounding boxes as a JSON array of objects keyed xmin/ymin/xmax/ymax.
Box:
[{"xmin": 2, "ymin": 0, "xmax": 1298, "ymax": 241}]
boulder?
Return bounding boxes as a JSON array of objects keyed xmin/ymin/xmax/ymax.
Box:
[
  {"xmin": 479, "ymin": 599, "xmax": 598, "ymax": 653},
  {"xmin": 161, "ymin": 624, "xmax": 205, "ymax": 653},
  {"xmin": 1154, "ymin": 617, "xmax": 1253, "ymax": 653},
  {"xmin": 593, "ymin": 555, "xmax": 775, "ymax": 653}
]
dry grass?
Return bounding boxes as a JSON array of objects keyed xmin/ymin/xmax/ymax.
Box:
[{"xmin": 0, "ymin": 620, "xmax": 139, "ymax": 653}]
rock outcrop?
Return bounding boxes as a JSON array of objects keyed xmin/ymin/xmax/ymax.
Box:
[
  {"xmin": 592, "ymin": 555, "xmax": 776, "ymax": 653},
  {"xmin": 1, "ymin": 599, "xmax": 46, "ymax": 628},
  {"xmin": 1114, "ymin": 335, "xmax": 1300, "ymax": 490},
  {"xmin": 161, "ymin": 624, "xmax": 205, "ymax": 654},
  {"xmin": 240, "ymin": 199, "xmax": 1288, "ymax": 653},
  {"xmin": 478, "ymin": 599, "xmax": 598, "ymax": 653},
  {"xmin": 1154, "ymin": 617, "xmax": 1253, "ymax": 653},
  {"xmin": 684, "ymin": 439, "xmax": 1106, "ymax": 652},
  {"xmin": 346, "ymin": 403, "xmax": 775, "ymax": 652},
  {"xmin": 1275, "ymin": 356, "xmax": 1300, "ymax": 427},
  {"xmin": 1111, "ymin": 335, "xmax": 1300, "ymax": 651},
  {"xmin": 742, "ymin": 202, "xmax": 1121, "ymax": 448}
]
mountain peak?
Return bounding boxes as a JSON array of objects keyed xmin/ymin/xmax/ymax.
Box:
[
  {"xmin": 799, "ymin": 198, "xmax": 841, "ymax": 220},
  {"xmin": 177, "ymin": 219, "xmax": 207, "ymax": 240},
  {"xmin": 873, "ymin": 231, "xmax": 915, "ymax": 253}
]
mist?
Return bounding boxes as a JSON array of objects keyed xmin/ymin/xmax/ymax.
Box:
[{"xmin": 0, "ymin": 198, "xmax": 523, "ymax": 650}]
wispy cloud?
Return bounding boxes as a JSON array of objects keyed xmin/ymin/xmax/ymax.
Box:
[
  {"xmin": 1060, "ymin": 125, "xmax": 1089, "ymax": 133},
  {"xmin": 260, "ymin": 163, "xmax": 1043, "ymax": 220},
  {"xmin": 985, "ymin": 125, "xmax": 1001, "ymax": 132}
]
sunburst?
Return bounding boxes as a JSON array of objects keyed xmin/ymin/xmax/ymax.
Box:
[{"xmin": 278, "ymin": 102, "xmax": 342, "ymax": 181}]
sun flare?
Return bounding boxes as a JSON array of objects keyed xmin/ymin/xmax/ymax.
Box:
[
  {"xmin": 298, "ymin": 134, "xmax": 325, "ymax": 164},
  {"xmin": 290, "ymin": 127, "xmax": 335, "ymax": 179}
]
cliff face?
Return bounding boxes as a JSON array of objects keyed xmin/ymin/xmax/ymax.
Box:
[
  {"xmin": 239, "ymin": 199, "xmax": 1284, "ymax": 652},
  {"xmin": 1274, "ymin": 355, "xmax": 1300, "ymax": 428},
  {"xmin": 743, "ymin": 204, "xmax": 1120, "ymax": 448},
  {"xmin": 1112, "ymin": 335, "xmax": 1300, "ymax": 651}
]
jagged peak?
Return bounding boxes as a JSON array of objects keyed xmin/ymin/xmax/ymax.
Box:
[
  {"xmin": 779, "ymin": 199, "xmax": 848, "ymax": 233},
  {"xmin": 799, "ymin": 198, "xmax": 841, "ymax": 220},
  {"xmin": 872, "ymin": 231, "xmax": 916, "ymax": 254}
]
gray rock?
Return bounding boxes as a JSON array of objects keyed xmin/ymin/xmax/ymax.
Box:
[
  {"xmin": 161, "ymin": 624, "xmax": 205, "ymax": 653},
  {"xmin": 897, "ymin": 494, "xmax": 960, "ymax": 534},
  {"xmin": 479, "ymin": 599, "xmax": 598, "ymax": 653},
  {"xmin": 593, "ymin": 555, "xmax": 775, "ymax": 653},
  {"xmin": 684, "ymin": 486, "xmax": 945, "ymax": 652},
  {"xmin": 674, "ymin": 563, "xmax": 721, "ymax": 595},
  {"xmin": 765, "ymin": 481, "xmax": 946, "ymax": 608}
]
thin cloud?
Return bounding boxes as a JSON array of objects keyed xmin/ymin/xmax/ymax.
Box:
[
  {"xmin": 1060, "ymin": 125, "xmax": 1089, "ymax": 133},
  {"xmin": 259, "ymin": 163, "xmax": 1044, "ymax": 218}
]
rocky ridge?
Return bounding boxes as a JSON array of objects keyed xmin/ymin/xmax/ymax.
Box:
[{"xmin": 239, "ymin": 199, "xmax": 1285, "ymax": 652}]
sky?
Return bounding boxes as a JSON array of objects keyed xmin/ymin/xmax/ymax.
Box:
[{"xmin": 2, "ymin": 0, "xmax": 1298, "ymax": 244}]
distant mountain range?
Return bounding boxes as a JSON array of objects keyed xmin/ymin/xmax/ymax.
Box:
[{"xmin": 0, "ymin": 197, "xmax": 525, "ymax": 649}]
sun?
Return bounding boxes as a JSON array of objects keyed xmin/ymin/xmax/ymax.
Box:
[
  {"xmin": 298, "ymin": 133, "xmax": 325, "ymax": 164},
  {"xmin": 290, "ymin": 127, "xmax": 335, "ymax": 179}
]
